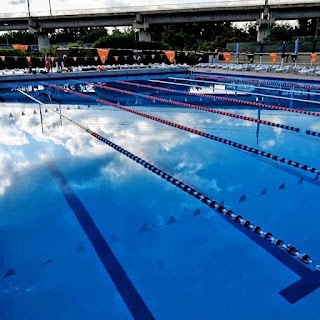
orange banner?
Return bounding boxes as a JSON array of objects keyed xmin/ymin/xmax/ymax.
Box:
[
  {"xmin": 223, "ymin": 52, "xmax": 231, "ymax": 64},
  {"xmin": 164, "ymin": 50, "xmax": 175, "ymax": 63},
  {"xmin": 270, "ymin": 53, "xmax": 277, "ymax": 64},
  {"xmin": 97, "ymin": 48, "xmax": 110, "ymax": 64},
  {"xmin": 12, "ymin": 44, "xmax": 28, "ymax": 51},
  {"xmin": 26, "ymin": 56, "xmax": 31, "ymax": 62},
  {"xmin": 311, "ymin": 53, "xmax": 317, "ymax": 63}
]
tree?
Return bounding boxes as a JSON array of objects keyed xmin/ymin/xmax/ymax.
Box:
[
  {"xmin": 269, "ymin": 23, "xmax": 295, "ymax": 41},
  {"xmin": 0, "ymin": 31, "xmax": 35, "ymax": 46}
]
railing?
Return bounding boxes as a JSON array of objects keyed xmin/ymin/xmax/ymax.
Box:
[{"xmin": 0, "ymin": 0, "xmax": 319, "ymax": 19}]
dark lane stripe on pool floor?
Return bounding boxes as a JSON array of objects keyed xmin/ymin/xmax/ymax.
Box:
[
  {"xmin": 46, "ymin": 161, "xmax": 155, "ymax": 320},
  {"xmin": 226, "ymin": 216, "xmax": 320, "ymax": 304}
]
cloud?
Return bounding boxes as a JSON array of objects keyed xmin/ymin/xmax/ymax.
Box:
[
  {"xmin": 8, "ymin": 0, "xmax": 25, "ymax": 5},
  {"xmin": 0, "ymin": 178, "xmax": 11, "ymax": 195}
]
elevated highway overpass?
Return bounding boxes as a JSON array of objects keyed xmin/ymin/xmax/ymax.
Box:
[{"xmin": 0, "ymin": 1, "xmax": 319, "ymax": 49}]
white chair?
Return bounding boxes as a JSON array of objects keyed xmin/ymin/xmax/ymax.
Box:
[{"xmin": 298, "ymin": 67, "xmax": 315, "ymax": 75}]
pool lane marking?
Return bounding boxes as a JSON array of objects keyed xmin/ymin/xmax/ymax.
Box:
[
  {"xmin": 50, "ymin": 84, "xmax": 320, "ymax": 177},
  {"xmin": 194, "ymin": 74, "xmax": 320, "ymax": 91},
  {"xmin": 16, "ymin": 88, "xmax": 320, "ymax": 304},
  {"xmin": 46, "ymin": 162, "xmax": 155, "ymax": 320},
  {"xmin": 91, "ymin": 82, "xmax": 308, "ymax": 136}
]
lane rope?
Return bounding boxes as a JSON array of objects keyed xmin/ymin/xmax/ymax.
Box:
[
  {"xmin": 194, "ymin": 74, "xmax": 320, "ymax": 91},
  {"xmin": 50, "ymin": 84, "xmax": 320, "ymax": 176},
  {"xmin": 88, "ymin": 82, "xmax": 313, "ymax": 136},
  {"xmin": 167, "ymin": 77, "xmax": 320, "ymax": 111},
  {"xmin": 115, "ymin": 80, "xmax": 320, "ymax": 138},
  {"xmin": 16, "ymin": 87, "xmax": 320, "ymax": 272}
]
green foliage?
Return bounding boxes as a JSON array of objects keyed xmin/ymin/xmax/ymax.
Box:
[
  {"xmin": 269, "ymin": 23, "xmax": 295, "ymax": 41},
  {"xmin": 0, "ymin": 31, "xmax": 35, "ymax": 46},
  {"xmin": 93, "ymin": 31, "xmax": 135, "ymax": 48},
  {"xmin": 0, "ymin": 49, "xmax": 28, "ymax": 56}
]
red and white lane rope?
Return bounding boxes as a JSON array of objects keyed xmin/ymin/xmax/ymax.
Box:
[
  {"xmin": 116, "ymin": 81, "xmax": 320, "ymax": 117},
  {"xmin": 195, "ymin": 74, "xmax": 320, "ymax": 91},
  {"xmin": 113, "ymin": 80, "xmax": 320, "ymax": 138},
  {"xmin": 50, "ymin": 84, "xmax": 320, "ymax": 176},
  {"xmin": 16, "ymin": 87, "xmax": 319, "ymax": 270},
  {"xmin": 167, "ymin": 77, "xmax": 320, "ymax": 115},
  {"xmin": 89, "ymin": 82, "xmax": 311, "ymax": 136}
]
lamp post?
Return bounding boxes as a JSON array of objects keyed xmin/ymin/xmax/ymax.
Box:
[
  {"xmin": 48, "ymin": 0, "xmax": 52, "ymax": 15},
  {"xmin": 27, "ymin": 0, "xmax": 30, "ymax": 17}
]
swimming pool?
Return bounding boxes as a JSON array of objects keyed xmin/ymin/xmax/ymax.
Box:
[{"xmin": 1, "ymin": 70, "xmax": 320, "ymax": 319}]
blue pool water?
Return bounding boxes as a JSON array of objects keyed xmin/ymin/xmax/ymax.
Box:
[{"xmin": 1, "ymin": 71, "xmax": 320, "ymax": 319}]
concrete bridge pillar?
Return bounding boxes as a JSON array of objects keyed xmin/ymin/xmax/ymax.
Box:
[
  {"xmin": 133, "ymin": 13, "xmax": 151, "ymax": 42},
  {"xmin": 37, "ymin": 32, "xmax": 50, "ymax": 50},
  {"xmin": 137, "ymin": 30, "xmax": 151, "ymax": 42},
  {"xmin": 256, "ymin": 0, "xmax": 274, "ymax": 42},
  {"xmin": 257, "ymin": 19, "xmax": 271, "ymax": 42}
]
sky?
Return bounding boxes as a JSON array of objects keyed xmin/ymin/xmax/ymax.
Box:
[{"xmin": 0, "ymin": 0, "xmax": 318, "ymax": 16}]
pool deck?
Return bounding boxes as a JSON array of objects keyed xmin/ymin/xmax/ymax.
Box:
[
  {"xmin": 193, "ymin": 66, "xmax": 320, "ymax": 83},
  {"xmin": 1, "ymin": 65, "xmax": 320, "ymax": 84}
]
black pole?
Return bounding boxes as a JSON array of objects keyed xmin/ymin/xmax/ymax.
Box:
[
  {"xmin": 27, "ymin": 0, "xmax": 31, "ymax": 17},
  {"xmin": 39, "ymin": 103, "xmax": 44, "ymax": 134},
  {"xmin": 48, "ymin": 0, "xmax": 52, "ymax": 16},
  {"xmin": 59, "ymin": 104, "xmax": 62, "ymax": 126},
  {"xmin": 256, "ymin": 109, "xmax": 261, "ymax": 145}
]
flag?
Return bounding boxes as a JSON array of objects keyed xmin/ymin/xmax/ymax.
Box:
[
  {"xmin": 235, "ymin": 43, "xmax": 240, "ymax": 59},
  {"xmin": 270, "ymin": 53, "xmax": 277, "ymax": 64},
  {"xmin": 133, "ymin": 50, "xmax": 143, "ymax": 62},
  {"xmin": 294, "ymin": 38, "xmax": 299, "ymax": 56},
  {"xmin": 97, "ymin": 48, "xmax": 110, "ymax": 64},
  {"xmin": 223, "ymin": 52, "xmax": 231, "ymax": 64},
  {"xmin": 258, "ymin": 42, "xmax": 264, "ymax": 56},
  {"xmin": 293, "ymin": 38, "xmax": 299, "ymax": 63},
  {"xmin": 164, "ymin": 50, "xmax": 175, "ymax": 63}
]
